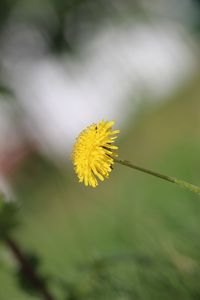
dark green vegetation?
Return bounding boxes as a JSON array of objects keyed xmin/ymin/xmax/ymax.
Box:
[{"xmin": 1, "ymin": 75, "xmax": 200, "ymax": 299}]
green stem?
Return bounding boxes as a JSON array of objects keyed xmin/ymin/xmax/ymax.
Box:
[{"xmin": 114, "ymin": 158, "xmax": 200, "ymax": 196}]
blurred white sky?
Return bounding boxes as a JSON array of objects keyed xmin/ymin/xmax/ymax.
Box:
[{"xmin": 0, "ymin": 19, "xmax": 199, "ymax": 163}]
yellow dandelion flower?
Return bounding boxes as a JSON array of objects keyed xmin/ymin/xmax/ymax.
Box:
[{"xmin": 72, "ymin": 120, "xmax": 120, "ymax": 187}]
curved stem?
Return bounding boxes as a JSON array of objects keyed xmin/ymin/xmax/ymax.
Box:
[{"xmin": 114, "ymin": 158, "xmax": 200, "ymax": 196}]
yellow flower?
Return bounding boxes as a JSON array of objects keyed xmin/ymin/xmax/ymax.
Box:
[{"xmin": 72, "ymin": 120, "xmax": 120, "ymax": 187}]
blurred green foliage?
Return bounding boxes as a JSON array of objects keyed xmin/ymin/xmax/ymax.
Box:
[
  {"xmin": 0, "ymin": 198, "xmax": 20, "ymax": 240},
  {"xmin": 0, "ymin": 0, "xmax": 140, "ymax": 56}
]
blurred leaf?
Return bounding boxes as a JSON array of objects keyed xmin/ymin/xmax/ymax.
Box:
[
  {"xmin": 0, "ymin": 198, "xmax": 20, "ymax": 239},
  {"xmin": 0, "ymin": 84, "xmax": 13, "ymax": 97},
  {"xmin": 16, "ymin": 252, "xmax": 49, "ymax": 295}
]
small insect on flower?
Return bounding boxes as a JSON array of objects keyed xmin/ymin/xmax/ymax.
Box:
[{"xmin": 72, "ymin": 120, "xmax": 120, "ymax": 187}]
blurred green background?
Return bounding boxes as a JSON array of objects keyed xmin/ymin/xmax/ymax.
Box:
[{"xmin": 0, "ymin": 1, "xmax": 200, "ymax": 300}]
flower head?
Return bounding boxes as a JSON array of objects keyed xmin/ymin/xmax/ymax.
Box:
[{"xmin": 72, "ymin": 120, "xmax": 120, "ymax": 187}]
